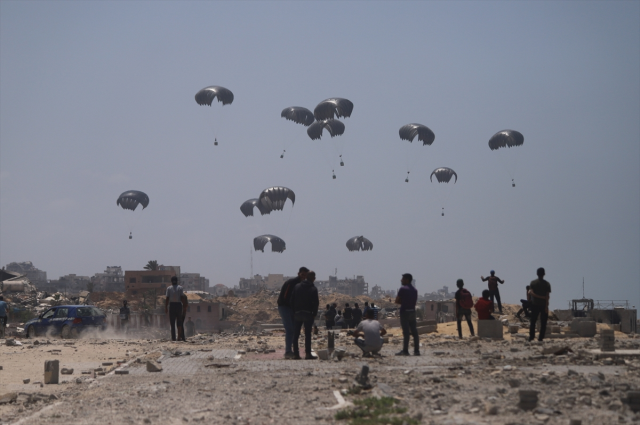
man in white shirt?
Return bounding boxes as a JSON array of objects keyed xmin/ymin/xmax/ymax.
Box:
[
  {"xmin": 351, "ymin": 309, "xmax": 386, "ymax": 357},
  {"xmin": 164, "ymin": 277, "xmax": 184, "ymax": 341}
]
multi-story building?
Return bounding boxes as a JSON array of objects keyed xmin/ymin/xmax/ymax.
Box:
[
  {"xmin": 91, "ymin": 266, "xmax": 125, "ymax": 292},
  {"xmin": 4, "ymin": 261, "xmax": 47, "ymax": 288},
  {"xmin": 180, "ymin": 273, "xmax": 209, "ymax": 292},
  {"xmin": 54, "ymin": 274, "xmax": 91, "ymax": 295},
  {"xmin": 317, "ymin": 275, "xmax": 369, "ymax": 296},
  {"xmin": 125, "ymin": 269, "xmax": 177, "ymax": 297}
]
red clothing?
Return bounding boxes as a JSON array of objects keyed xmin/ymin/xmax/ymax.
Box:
[{"xmin": 474, "ymin": 298, "xmax": 494, "ymax": 320}]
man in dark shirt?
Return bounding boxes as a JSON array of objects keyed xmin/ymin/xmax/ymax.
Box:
[
  {"xmin": 362, "ymin": 302, "xmax": 370, "ymax": 321},
  {"xmin": 343, "ymin": 303, "xmax": 353, "ymax": 328},
  {"xmin": 119, "ymin": 300, "xmax": 131, "ymax": 335},
  {"xmin": 277, "ymin": 267, "xmax": 309, "ymax": 359},
  {"xmin": 454, "ymin": 279, "xmax": 475, "ymax": 338},
  {"xmin": 352, "ymin": 303, "xmax": 363, "ymax": 327},
  {"xmin": 323, "ymin": 304, "xmax": 334, "ymax": 330},
  {"xmin": 395, "ymin": 273, "xmax": 419, "ymax": 356},
  {"xmin": 529, "ymin": 268, "xmax": 551, "ymax": 342},
  {"xmin": 481, "ymin": 270, "xmax": 505, "ymax": 314},
  {"xmin": 291, "ymin": 271, "xmax": 320, "ymax": 360}
]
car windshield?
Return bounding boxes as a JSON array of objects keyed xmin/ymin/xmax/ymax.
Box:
[
  {"xmin": 76, "ymin": 307, "xmax": 93, "ymax": 317},
  {"xmin": 91, "ymin": 307, "xmax": 104, "ymax": 317},
  {"xmin": 55, "ymin": 308, "xmax": 69, "ymax": 318},
  {"xmin": 42, "ymin": 309, "xmax": 56, "ymax": 319}
]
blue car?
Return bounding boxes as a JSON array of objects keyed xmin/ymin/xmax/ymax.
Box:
[{"xmin": 24, "ymin": 305, "xmax": 106, "ymax": 339}]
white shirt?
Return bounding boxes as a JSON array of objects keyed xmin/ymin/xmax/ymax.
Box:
[
  {"xmin": 356, "ymin": 319, "xmax": 384, "ymax": 350},
  {"xmin": 166, "ymin": 284, "xmax": 184, "ymax": 303}
]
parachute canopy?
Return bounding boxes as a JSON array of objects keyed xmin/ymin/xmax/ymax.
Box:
[
  {"xmin": 259, "ymin": 186, "xmax": 295, "ymax": 213},
  {"xmin": 240, "ymin": 199, "xmax": 268, "ymax": 217},
  {"xmin": 430, "ymin": 168, "xmax": 457, "ymax": 183},
  {"xmin": 399, "ymin": 124, "xmax": 435, "ymax": 146},
  {"xmin": 195, "ymin": 86, "xmax": 234, "ymax": 106},
  {"xmin": 313, "ymin": 98, "xmax": 354, "ymax": 121},
  {"xmin": 281, "ymin": 107, "xmax": 315, "ymax": 126},
  {"xmin": 117, "ymin": 190, "xmax": 149, "ymax": 211},
  {"xmin": 488, "ymin": 130, "xmax": 524, "ymax": 151},
  {"xmin": 307, "ymin": 119, "xmax": 345, "ymax": 140},
  {"xmin": 254, "ymin": 234, "xmax": 286, "ymax": 253},
  {"xmin": 346, "ymin": 236, "xmax": 373, "ymax": 252}
]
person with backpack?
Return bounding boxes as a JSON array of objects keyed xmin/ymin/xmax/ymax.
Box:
[
  {"xmin": 454, "ymin": 279, "xmax": 475, "ymax": 338},
  {"xmin": 343, "ymin": 303, "xmax": 353, "ymax": 328}
]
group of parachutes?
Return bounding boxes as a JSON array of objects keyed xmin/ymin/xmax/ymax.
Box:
[{"xmin": 116, "ymin": 85, "xmax": 525, "ymax": 250}]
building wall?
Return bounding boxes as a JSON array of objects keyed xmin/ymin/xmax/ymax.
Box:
[
  {"xmin": 125, "ymin": 270, "xmax": 176, "ymax": 296},
  {"xmin": 423, "ymin": 301, "xmax": 456, "ymax": 323},
  {"xmin": 183, "ymin": 301, "xmax": 229, "ymax": 331}
]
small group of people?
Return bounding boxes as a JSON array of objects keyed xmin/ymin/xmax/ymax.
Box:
[
  {"xmin": 324, "ymin": 302, "xmax": 375, "ymax": 329},
  {"xmin": 455, "ymin": 267, "xmax": 551, "ymax": 342}
]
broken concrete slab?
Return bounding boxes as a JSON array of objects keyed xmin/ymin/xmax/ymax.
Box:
[
  {"xmin": 477, "ymin": 320, "xmax": 503, "ymax": 339},
  {"xmin": 146, "ymin": 360, "xmax": 163, "ymax": 372}
]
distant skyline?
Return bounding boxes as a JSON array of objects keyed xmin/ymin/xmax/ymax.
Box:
[{"xmin": 1, "ymin": 1, "xmax": 638, "ymax": 310}]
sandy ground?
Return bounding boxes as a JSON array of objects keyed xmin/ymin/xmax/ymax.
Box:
[{"xmin": 1, "ymin": 324, "xmax": 640, "ymax": 425}]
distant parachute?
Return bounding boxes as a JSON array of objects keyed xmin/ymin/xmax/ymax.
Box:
[
  {"xmin": 259, "ymin": 187, "xmax": 295, "ymax": 213},
  {"xmin": 307, "ymin": 119, "xmax": 345, "ymax": 140},
  {"xmin": 240, "ymin": 199, "xmax": 268, "ymax": 217},
  {"xmin": 313, "ymin": 98, "xmax": 354, "ymax": 121},
  {"xmin": 346, "ymin": 236, "xmax": 373, "ymax": 252},
  {"xmin": 399, "ymin": 124, "xmax": 435, "ymax": 146},
  {"xmin": 254, "ymin": 234, "xmax": 286, "ymax": 253},
  {"xmin": 281, "ymin": 107, "xmax": 315, "ymax": 126},
  {"xmin": 430, "ymin": 167, "xmax": 458, "ymax": 183},
  {"xmin": 117, "ymin": 190, "xmax": 149, "ymax": 211},
  {"xmin": 488, "ymin": 130, "xmax": 524, "ymax": 150},
  {"xmin": 194, "ymin": 86, "xmax": 234, "ymax": 106},
  {"xmin": 489, "ymin": 130, "xmax": 524, "ymax": 187}
]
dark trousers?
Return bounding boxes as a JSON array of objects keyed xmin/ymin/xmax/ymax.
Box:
[
  {"xmin": 489, "ymin": 289, "xmax": 503, "ymax": 313},
  {"xmin": 456, "ymin": 308, "xmax": 475, "ymax": 338},
  {"xmin": 529, "ymin": 305, "xmax": 549, "ymax": 341},
  {"xmin": 400, "ymin": 310, "xmax": 419, "ymax": 353},
  {"xmin": 169, "ymin": 302, "xmax": 182, "ymax": 341},
  {"xmin": 517, "ymin": 300, "xmax": 532, "ymax": 318},
  {"xmin": 294, "ymin": 319, "xmax": 314, "ymax": 355},
  {"xmin": 325, "ymin": 320, "xmax": 334, "ymax": 330},
  {"xmin": 177, "ymin": 314, "xmax": 186, "ymax": 341}
]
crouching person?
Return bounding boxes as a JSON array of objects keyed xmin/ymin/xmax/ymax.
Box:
[{"xmin": 351, "ymin": 309, "xmax": 386, "ymax": 357}]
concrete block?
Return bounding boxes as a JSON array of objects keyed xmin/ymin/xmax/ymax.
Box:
[
  {"xmin": 417, "ymin": 325, "xmax": 438, "ymax": 335},
  {"xmin": 550, "ymin": 326, "xmax": 561, "ymax": 334},
  {"xmin": 61, "ymin": 368, "xmax": 74, "ymax": 375},
  {"xmin": 574, "ymin": 320, "xmax": 597, "ymax": 337},
  {"xmin": 518, "ymin": 390, "xmax": 538, "ymax": 410},
  {"xmin": 508, "ymin": 325, "xmax": 519, "ymax": 334},
  {"xmin": 316, "ymin": 349, "xmax": 329, "ymax": 360},
  {"xmin": 146, "ymin": 360, "xmax": 162, "ymax": 372},
  {"xmin": 600, "ymin": 329, "xmax": 615, "ymax": 352},
  {"xmin": 44, "ymin": 360, "xmax": 59, "ymax": 384},
  {"xmin": 477, "ymin": 320, "xmax": 503, "ymax": 339},
  {"xmin": 416, "ymin": 320, "xmax": 437, "ymax": 327},
  {"xmin": 626, "ymin": 391, "xmax": 640, "ymax": 413}
]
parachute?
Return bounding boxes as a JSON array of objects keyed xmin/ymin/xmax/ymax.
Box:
[
  {"xmin": 116, "ymin": 190, "xmax": 149, "ymax": 239},
  {"xmin": 194, "ymin": 86, "xmax": 234, "ymax": 106},
  {"xmin": 346, "ymin": 236, "xmax": 373, "ymax": 252},
  {"xmin": 399, "ymin": 123, "xmax": 435, "ymax": 182},
  {"xmin": 430, "ymin": 167, "xmax": 457, "ymax": 183},
  {"xmin": 258, "ymin": 187, "xmax": 295, "ymax": 213},
  {"xmin": 253, "ymin": 234, "xmax": 286, "ymax": 253},
  {"xmin": 399, "ymin": 124, "xmax": 435, "ymax": 146},
  {"xmin": 117, "ymin": 190, "xmax": 149, "ymax": 211},
  {"xmin": 488, "ymin": 129, "xmax": 524, "ymax": 187},
  {"xmin": 306, "ymin": 119, "xmax": 345, "ymax": 141},
  {"xmin": 240, "ymin": 199, "xmax": 268, "ymax": 217},
  {"xmin": 313, "ymin": 98, "xmax": 354, "ymax": 121},
  {"xmin": 281, "ymin": 107, "xmax": 314, "ymax": 126},
  {"xmin": 488, "ymin": 129, "xmax": 524, "ymax": 150},
  {"xmin": 430, "ymin": 168, "xmax": 457, "ymax": 216}
]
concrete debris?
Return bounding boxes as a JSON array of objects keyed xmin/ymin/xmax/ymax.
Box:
[{"xmin": 146, "ymin": 360, "xmax": 163, "ymax": 372}]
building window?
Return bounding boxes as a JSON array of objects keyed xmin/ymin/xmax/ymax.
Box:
[
  {"xmin": 129, "ymin": 277, "xmax": 136, "ymax": 283},
  {"xmin": 430, "ymin": 304, "xmax": 434, "ymax": 311},
  {"xmin": 208, "ymin": 305, "xmax": 212, "ymax": 313},
  {"xmin": 197, "ymin": 306, "xmax": 201, "ymax": 313}
]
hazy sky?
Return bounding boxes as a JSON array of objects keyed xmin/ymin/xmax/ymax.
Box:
[{"xmin": 1, "ymin": 1, "xmax": 638, "ymax": 309}]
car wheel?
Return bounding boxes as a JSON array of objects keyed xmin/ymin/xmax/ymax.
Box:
[
  {"xmin": 27, "ymin": 325, "xmax": 37, "ymax": 338},
  {"xmin": 61, "ymin": 325, "xmax": 71, "ymax": 339},
  {"xmin": 70, "ymin": 327, "xmax": 79, "ymax": 339}
]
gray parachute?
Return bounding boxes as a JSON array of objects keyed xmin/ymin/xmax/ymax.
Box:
[
  {"xmin": 254, "ymin": 235, "xmax": 286, "ymax": 253},
  {"xmin": 430, "ymin": 168, "xmax": 458, "ymax": 183},
  {"xmin": 281, "ymin": 107, "xmax": 315, "ymax": 126},
  {"xmin": 399, "ymin": 124, "xmax": 435, "ymax": 146},
  {"xmin": 195, "ymin": 86, "xmax": 234, "ymax": 106},
  {"xmin": 259, "ymin": 187, "xmax": 295, "ymax": 213},
  {"xmin": 117, "ymin": 190, "xmax": 149, "ymax": 211},
  {"xmin": 313, "ymin": 98, "xmax": 354, "ymax": 121},
  {"xmin": 307, "ymin": 119, "xmax": 345, "ymax": 140},
  {"xmin": 488, "ymin": 130, "xmax": 524, "ymax": 150},
  {"xmin": 346, "ymin": 236, "xmax": 373, "ymax": 252},
  {"xmin": 240, "ymin": 199, "xmax": 268, "ymax": 217}
]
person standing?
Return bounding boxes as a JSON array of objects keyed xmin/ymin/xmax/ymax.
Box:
[
  {"xmin": 352, "ymin": 309, "xmax": 386, "ymax": 357},
  {"xmin": 529, "ymin": 268, "xmax": 551, "ymax": 342},
  {"xmin": 164, "ymin": 276, "xmax": 184, "ymax": 341},
  {"xmin": 454, "ymin": 279, "xmax": 475, "ymax": 338},
  {"xmin": 0, "ymin": 296, "xmax": 7, "ymax": 339},
  {"xmin": 481, "ymin": 270, "xmax": 505, "ymax": 314},
  {"xmin": 370, "ymin": 302, "xmax": 379, "ymax": 320},
  {"xmin": 323, "ymin": 304, "xmax": 334, "ymax": 330},
  {"xmin": 277, "ymin": 267, "xmax": 309, "ymax": 359},
  {"xmin": 343, "ymin": 303, "xmax": 353, "ymax": 329},
  {"xmin": 119, "ymin": 300, "xmax": 131, "ymax": 335},
  {"xmin": 291, "ymin": 271, "xmax": 319, "ymax": 359},
  {"xmin": 334, "ymin": 310, "xmax": 345, "ymax": 329},
  {"xmin": 362, "ymin": 302, "xmax": 370, "ymax": 319},
  {"xmin": 177, "ymin": 294, "xmax": 188, "ymax": 342},
  {"xmin": 352, "ymin": 303, "xmax": 363, "ymax": 327},
  {"xmin": 395, "ymin": 273, "xmax": 420, "ymax": 356}
]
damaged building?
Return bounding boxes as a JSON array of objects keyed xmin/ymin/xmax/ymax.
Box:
[
  {"xmin": 556, "ymin": 298, "xmax": 638, "ymax": 334},
  {"xmin": 316, "ymin": 275, "xmax": 369, "ymax": 297}
]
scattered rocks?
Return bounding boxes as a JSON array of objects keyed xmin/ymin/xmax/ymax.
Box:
[
  {"xmin": 147, "ymin": 360, "xmax": 163, "ymax": 372},
  {"xmin": 518, "ymin": 389, "xmax": 539, "ymax": 410},
  {"xmin": 61, "ymin": 368, "xmax": 74, "ymax": 375},
  {"xmin": 23, "ymin": 378, "xmax": 30, "ymax": 384}
]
